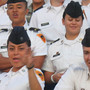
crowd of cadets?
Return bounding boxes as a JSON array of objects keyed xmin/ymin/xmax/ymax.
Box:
[{"xmin": 0, "ymin": 0, "xmax": 90, "ymax": 90}]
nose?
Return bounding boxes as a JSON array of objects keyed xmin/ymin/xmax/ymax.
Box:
[
  {"xmin": 72, "ymin": 20, "xmax": 76, "ymax": 25},
  {"xmin": 14, "ymin": 49, "xmax": 18, "ymax": 55},
  {"xmin": 13, "ymin": 7, "xmax": 17, "ymax": 12}
]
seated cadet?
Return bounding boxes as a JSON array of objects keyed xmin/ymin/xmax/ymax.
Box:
[
  {"xmin": 0, "ymin": 26, "xmax": 45, "ymax": 90},
  {"xmin": 0, "ymin": 0, "xmax": 47, "ymax": 72},
  {"xmin": 54, "ymin": 28, "xmax": 90, "ymax": 90},
  {"xmin": 42, "ymin": 1, "xmax": 85, "ymax": 85}
]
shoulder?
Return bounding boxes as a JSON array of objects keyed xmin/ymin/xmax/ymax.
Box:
[
  {"xmin": 29, "ymin": 27, "xmax": 40, "ymax": 32},
  {"xmin": 33, "ymin": 5, "xmax": 47, "ymax": 14},
  {"xmin": 34, "ymin": 68, "xmax": 45, "ymax": 81},
  {"xmin": 34, "ymin": 5, "xmax": 43, "ymax": 12},
  {"xmin": 69, "ymin": 63, "xmax": 87, "ymax": 73},
  {"xmin": 0, "ymin": 28, "xmax": 8, "ymax": 33},
  {"xmin": 50, "ymin": 38, "xmax": 63, "ymax": 48}
]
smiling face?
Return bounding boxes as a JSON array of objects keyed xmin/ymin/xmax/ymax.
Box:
[
  {"xmin": 83, "ymin": 46, "xmax": 90, "ymax": 70},
  {"xmin": 62, "ymin": 14, "xmax": 83, "ymax": 39},
  {"xmin": 7, "ymin": 2, "xmax": 28, "ymax": 26},
  {"xmin": 8, "ymin": 41, "xmax": 30, "ymax": 72}
]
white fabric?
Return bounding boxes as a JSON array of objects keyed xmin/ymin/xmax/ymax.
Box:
[
  {"xmin": 82, "ymin": 5, "xmax": 90, "ymax": 26},
  {"xmin": 54, "ymin": 63, "xmax": 90, "ymax": 90},
  {"xmin": 42, "ymin": 33, "xmax": 85, "ymax": 73},
  {"xmin": 0, "ymin": 4, "xmax": 12, "ymax": 29},
  {"xmin": 0, "ymin": 66, "xmax": 45, "ymax": 90},
  {"xmin": 0, "ymin": 22, "xmax": 47, "ymax": 57}
]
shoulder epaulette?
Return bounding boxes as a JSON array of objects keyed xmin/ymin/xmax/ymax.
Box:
[
  {"xmin": 34, "ymin": 6, "xmax": 43, "ymax": 12},
  {"xmin": 29, "ymin": 27, "xmax": 40, "ymax": 32},
  {"xmin": 0, "ymin": 29, "xmax": 8, "ymax": 33},
  {"xmin": 50, "ymin": 38, "xmax": 60, "ymax": 45}
]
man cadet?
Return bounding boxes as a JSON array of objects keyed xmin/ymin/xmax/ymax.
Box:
[
  {"xmin": 0, "ymin": 0, "xmax": 47, "ymax": 72},
  {"xmin": 0, "ymin": 26, "xmax": 45, "ymax": 90},
  {"xmin": 54, "ymin": 28, "xmax": 90, "ymax": 90}
]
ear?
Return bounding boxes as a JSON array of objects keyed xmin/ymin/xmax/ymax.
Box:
[
  {"xmin": 62, "ymin": 18, "xmax": 65, "ymax": 25},
  {"xmin": 25, "ymin": 9, "xmax": 29, "ymax": 15}
]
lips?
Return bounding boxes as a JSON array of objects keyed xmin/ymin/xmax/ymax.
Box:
[
  {"xmin": 13, "ymin": 13, "xmax": 18, "ymax": 18},
  {"xmin": 13, "ymin": 58, "xmax": 20, "ymax": 62}
]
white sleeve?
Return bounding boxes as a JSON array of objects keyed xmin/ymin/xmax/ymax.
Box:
[
  {"xmin": 35, "ymin": 68, "xmax": 45, "ymax": 90},
  {"xmin": 30, "ymin": 33, "xmax": 47, "ymax": 56},
  {"xmin": 54, "ymin": 66, "xmax": 75, "ymax": 90}
]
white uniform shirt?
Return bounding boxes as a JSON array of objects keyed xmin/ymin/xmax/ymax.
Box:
[
  {"xmin": 0, "ymin": 66, "xmax": 45, "ymax": 90},
  {"xmin": 42, "ymin": 33, "xmax": 84, "ymax": 73},
  {"xmin": 29, "ymin": 1, "xmax": 66, "ymax": 45},
  {"xmin": 54, "ymin": 63, "xmax": 90, "ymax": 90},
  {"xmin": 0, "ymin": 4, "xmax": 12, "ymax": 29},
  {"xmin": 0, "ymin": 22, "xmax": 47, "ymax": 57}
]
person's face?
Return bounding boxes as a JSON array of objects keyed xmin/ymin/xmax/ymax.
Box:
[
  {"xmin": 8, "ymin": 41, "xmax": 30, "ymax": 72},
  {"xmin": 83, "ymin": 46, "xmax": 90, "ymax": 70},
  {"xmin": 62, "ymin": 14, "xmax": 83, "ymax": 36},
  {"xmin": 7, "ymin": 2, "xmax": 28, "ymax": 25}
]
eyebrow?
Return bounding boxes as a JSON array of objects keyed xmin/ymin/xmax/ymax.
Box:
[{"xmin": 8, "ymin": 4, "xmax": 23, "ymax": 7}]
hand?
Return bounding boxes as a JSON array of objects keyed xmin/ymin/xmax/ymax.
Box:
[
  {"xmin": 23, "ymin": 47, "xmax": 34, "ymax": 68},
  {"xmin": 53, "ymin": 73, "xmax": 64, "ymax": 83},
  {"xmin": 0, "ymin": 0, "xmax": 8, "ymax": 6}
]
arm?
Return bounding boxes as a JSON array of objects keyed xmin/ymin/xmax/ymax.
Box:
[
  {"xmin": 54, "ymin": 67, "xmax": 75, "ymax": 90},
  {"xmin": 0, "ymin": 0, "xmax": 7, "ymax": 6},
  {"xmin": 0, "ymin": 54, "xmax": 12, "ymax": 72},
  {"xmin": 28, "ymin": 68, "xmax": 42, "ymax": 90},
  {"xmin": 26, "ymin": 47, "xmax": 44, "ymax": 90},
  {"xmin": 33, "ymin": 56, "xmax": 46, "ymax": 69},
  {"xmin": 44, "ymin": 71, "xmax": 64, "ymax": 83}
]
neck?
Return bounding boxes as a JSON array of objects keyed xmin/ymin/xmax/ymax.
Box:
[
  {"xmin": 82, "ymin": 0, "xmax": 90, "ymax": 6},
  {"xmin": 50, "ymin": 0, "xmax": 64, "ymax": 7},
  {"xmin": 12, "ymin": 21, "xmax": 25, "ymax": 27},
  {"xmin": 33, "ymin": 1, "xmax": 45, "ymax": 11},
  {"xmin": 65, "ymin": 33, "xmax": 79, "ymax": 40}
]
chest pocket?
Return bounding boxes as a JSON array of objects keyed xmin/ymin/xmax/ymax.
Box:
[
  {"xmin": 39, "ymin": 21, "xmax": 52, "ymax": 29},
  {"xmin": 50, "ymin": 52, "xmax": 63, "ymax": 68}
]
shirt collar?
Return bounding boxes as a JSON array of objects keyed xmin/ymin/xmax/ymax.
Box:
[
  {"xmin": 46, "ymin": 1, "xmax": 66, "ymax": 11},
  {"xmin": 63, "ymin": 33, "xmax": 84, "ymax": 45},
  {"xmin": 7, "ymin": 66, "xmax": 28, "ymax": 77}
]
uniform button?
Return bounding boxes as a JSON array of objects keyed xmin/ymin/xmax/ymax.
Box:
[
  {"xmin": 22, "ymin": 69, "xmax": 25, "ymax": 72},
  {"xmin": 61, "ymin": 40, "xmax": 63, "ymax": 44}
]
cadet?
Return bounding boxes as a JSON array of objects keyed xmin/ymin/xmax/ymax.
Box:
[
  {"xmin": 54, "ymin": 28, "xmax": 90, "ymax": 90},
  {"xmin": 0, "ymin": 26, "xmax": 45, "ymax": 90},
  {"xmin": 42, "ymin": 1, "xmax": 85, "ymax": 85},
  {"xmin": 0, "ymin": 0, "xmax": 47, "ymax": 72}
]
